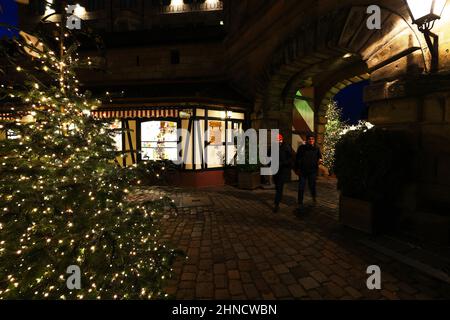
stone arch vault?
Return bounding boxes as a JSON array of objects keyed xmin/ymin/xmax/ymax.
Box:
[{"xmin": 255, "ymin": 4, "xmax": 428, "ymax": 144}]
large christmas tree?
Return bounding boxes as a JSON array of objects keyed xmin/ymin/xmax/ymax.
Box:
[{"xmin": 0, "ymin": 11, "xmax": 178, "ymax": 299}]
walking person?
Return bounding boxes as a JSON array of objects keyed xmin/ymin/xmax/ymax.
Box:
[
  {"xmin": 273, "ymin": 134, "xmax": 294, "ymax": 213},
  {"xmin": 295, "ymin": 133, "xmax": 322, "ymax": 213}
]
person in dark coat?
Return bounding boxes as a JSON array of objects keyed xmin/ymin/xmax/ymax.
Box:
[
  {"xmin": 273, "ymin": 134, "xmax": 294, "ymax": 213},
  {"xmin": 295, "ymin": 133, "xmax": 322, "ymax": 210}
]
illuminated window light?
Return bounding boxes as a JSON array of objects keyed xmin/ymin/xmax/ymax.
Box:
[{"xmin": 45, "ymin": 0, "xmax": 55, "ymax": 15}]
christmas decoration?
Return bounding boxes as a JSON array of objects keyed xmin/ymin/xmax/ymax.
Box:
[
  {"xmin": 0, "ymin": 6, "xmax": 180, "ymax": 300},
  {"xmin": 322, "ymin": 100, "xmax": 346, "ymax": 174}
]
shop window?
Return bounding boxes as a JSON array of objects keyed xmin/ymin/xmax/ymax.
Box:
[
  {"xmin": 206, "ymin": 120, "xmax": 225, "ymax": 168},
  {"xmin": 110, "ymin": 120, "xmax": 122, "ymax": 151},
  {"xmin": 225, "ymin": 122, "xmax": 243, "ymax": 166},
  {"xmin": 141, "ymin": 121, "xmax": 178, "ymax": 161}
]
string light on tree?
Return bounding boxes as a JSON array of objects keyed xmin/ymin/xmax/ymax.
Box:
[{"xmin": 0, "ymin": 1, "xmax": 181, "ymax": 300}]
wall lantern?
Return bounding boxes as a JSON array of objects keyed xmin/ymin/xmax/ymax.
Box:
[{"xmin": 405, "ymin": 0, "xmax": 447, "ymax": 72}]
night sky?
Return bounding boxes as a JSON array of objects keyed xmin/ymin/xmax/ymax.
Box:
[
  {"xmin": 0, "ymin": 0, "xmax": 18, "ymax": 39},
  {"xmin": 334, "ymin": 80, "xmax": 369, "ymax": 125}
]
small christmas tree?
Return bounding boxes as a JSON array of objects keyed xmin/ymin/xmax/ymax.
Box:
[
  {"xmin": 322, "ymin": 100, "xmax": 346, "ymax": 174},
  {"xmin": 0, "ymin": 11, "xmax": 179, "ymax": 299}
]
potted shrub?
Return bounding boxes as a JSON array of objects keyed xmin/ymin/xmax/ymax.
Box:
[
  {"xmin": 334, "ymin": 125, "xmax": 413, "ymax": 234},
  {"xmin": 237, "ymin": 163, "xmax": 261, "ymax": 190},
  {"xmin": 134, "ymin": 160, "xmax": 180, "ymax": 186},
  {"xmin": 224, "ymin": 165, "xmax": 238, "ymax": 186},
  {"xmin": 236, "ymin": 141, "xmax": 261, "ymax": 190},
  {"xmin": 217, "ymin": 150, "xmax": 238, "ymax": 186}
]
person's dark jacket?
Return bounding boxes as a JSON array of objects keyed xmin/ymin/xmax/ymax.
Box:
[
  {"xmin": 274, "ymin": 142, "xmax": 294, "ymax": 183},
  {"xmin": 296, "ymin": 143, "xmax": 322, "ymax": 175}
]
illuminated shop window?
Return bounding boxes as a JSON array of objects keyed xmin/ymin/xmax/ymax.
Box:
[
  {"xmin": 141, "ymin": 121, "xmax": 178, "ymax": 161},
  {"xmin": 226, "ymin": 122, "xmax": 243, "ymax": 166},
  {"xmin": 110, "ymin": 120, "xmax": 123, "ymax": 151},
  {"xmin": 206, "ymin": 120, "xmax": 225, "ymax": 168}
]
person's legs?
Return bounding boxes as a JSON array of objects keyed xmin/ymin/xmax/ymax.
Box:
[
  {"xmin": 274, "ymin": 181, "xmax": 284, "ymax": 206},
  {"xmin": 298, "ymin": 175, "xmax": 307, "ymax": 207},
  {"xmin": 308, "ymin": 173, "xmax": 317, "ymax": 203},
  {"xmin": 274, "ymin": 176, "xmax": 284, "ymax": 212}
]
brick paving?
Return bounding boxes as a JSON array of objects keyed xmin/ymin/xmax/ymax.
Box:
[{"xmin": 131, "ymin": 178, "xmax": 450, "ymax": 300}]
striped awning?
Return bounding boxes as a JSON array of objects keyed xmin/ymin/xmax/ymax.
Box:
[
  {"xmin": 1, "ymin": 108, "xmax": 181, "ymax": 120},
  {"xmin": 92, "ymin": 108, "xmax": 179, "ymax": 119},
  {"xmin": 0, "ymin": 113, "xmax": 17, "ymax": 121}
]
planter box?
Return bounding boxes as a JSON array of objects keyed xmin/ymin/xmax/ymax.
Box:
[
  {"xmin": 407, "ymin": 211, "xmax": 450, "ymax": 245},
  {"xmin": 238, "ymin": 171, "xmax": 261, "ymax": 190},
  {"xmin": 165, "ymin": 170, "xmax": 181, "ymax": 186},
  {"xmin": 339, "ymin": 196, "xmax": 375, "ymax": 234},
  {"xmin": 224, "ymin": 167, "xmax": 238, "ymax": 186}
]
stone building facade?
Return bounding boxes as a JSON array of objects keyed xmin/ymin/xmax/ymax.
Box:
[{"xmin": 2, "ymin": 1, "xmax": 450, "ymax": 229}]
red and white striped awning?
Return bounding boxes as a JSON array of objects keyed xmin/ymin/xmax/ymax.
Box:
[
  {"xmin": 0, "ymin": 113, "xmax": 17, "ymax": 121},
  {"xmin": 92, "ymin": 108, "xmax": 179, "ymax": 119},
  {"xmin": 0, "ymin": 109, "xmax": 180, "ymax": 120}
]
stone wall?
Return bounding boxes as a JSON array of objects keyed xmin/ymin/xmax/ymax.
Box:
[
  {"xmin": 366, "ymin": 78, "xmax": 450, "ymax": 212},
  {"xmin": 79, "ymin": 42, "xmax": 225, "ymax": 85}
]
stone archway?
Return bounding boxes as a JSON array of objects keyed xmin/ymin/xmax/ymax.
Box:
[{"xmin": 255, "ymin": 4, "xmax": 427, "ymax": 145}]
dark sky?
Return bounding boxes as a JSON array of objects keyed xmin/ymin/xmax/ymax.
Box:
[
  {"xmin": 0, "ymin": 0, "xmax": 18, "ymax": 39},
  {"xmin": 334, "ymin": 80, "xmax": 369, "ymax": 125}
]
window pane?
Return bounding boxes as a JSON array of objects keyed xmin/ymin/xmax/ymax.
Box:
[
  {"xmin": 206, "ymin": 145, "xmax": 225, "ymax": 168},
  {"xmin": 207, "ymin": 120, "xmax": 225, "ymax": 145},
  {"xmin": 208, "ymin": 110, "xmax": 227, "ymax": 119},
  {"xmin": 226, "ymin": 145, "xmax": 237, "ymax": 165},
  {"xmin": 141, "ymin": 121, "xmax": 178, "ymax": 161},
  {"xmin": 110, "ymin": 120, "xmax": 122, "ymax": 151}
]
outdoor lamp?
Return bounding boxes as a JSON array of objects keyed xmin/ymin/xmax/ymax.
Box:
[{"xmin": 405, "ymin": 0, "xmax": 448, "ymax": 72}]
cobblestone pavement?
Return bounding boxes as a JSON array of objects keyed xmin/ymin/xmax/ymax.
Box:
[{"xmin": 131, "ymin": 178, "xmax": 450, "ymax": 300}]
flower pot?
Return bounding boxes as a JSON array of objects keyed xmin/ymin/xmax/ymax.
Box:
[
  {"xmin": 339, "ymin": 195, "xmax": 375, "ymax": 234},
  {"xmin": 238, "ymin": 171, "xmax": 261, "ymax": 190}
]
